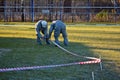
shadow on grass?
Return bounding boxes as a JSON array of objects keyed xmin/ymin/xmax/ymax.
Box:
[{"xmin": 0, "ymin": 37, "xmax": 119, "ymax": 80}]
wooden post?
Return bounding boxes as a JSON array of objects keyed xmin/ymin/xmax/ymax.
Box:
[{"xmin": 92, "ymin": 72, "xmax": 95, "ymax": 80}]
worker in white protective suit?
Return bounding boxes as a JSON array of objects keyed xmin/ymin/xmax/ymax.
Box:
[
  {"xmin": 48, "ymin": 20, "xmax": 68, "ymax": 46},
  {"xmin": 35, "ymin": 20, "xmax": 50, "ymax": 45}
]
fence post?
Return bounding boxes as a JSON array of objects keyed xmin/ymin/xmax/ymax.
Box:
[
  {"xmin": 60, "ymin": 0, "xmax": 62, "ymax": 20},
  {"xmin": 4, "ymin": 0, "xmax": 7, "ymax": 22},
  {"xmin": 31, "ymin": 0, "xmax": 34, "ymax": 22},
  {"xmin": 87, "ymin": 0, "xmax": 90, "ymax": 22}
]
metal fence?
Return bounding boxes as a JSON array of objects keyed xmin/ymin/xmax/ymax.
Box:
[{"xmin": 0, "ymin": 0, "xmax": 120, "ymax": 22}]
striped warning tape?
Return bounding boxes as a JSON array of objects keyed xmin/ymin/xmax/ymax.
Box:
[
  {"xmin": 51, "ymin": 40, "xmax": 101, "ymax": 68},
  {"xmin": 0, "ymin": 59, "xmax": 101, "ymax": 72},
  {"xmin": 0, "ymin": 41, "xmax": 101, "ymax": 72}
]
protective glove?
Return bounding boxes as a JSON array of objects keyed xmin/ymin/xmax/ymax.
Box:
[
  {"xmin": 40, "ymin": 36, "xmax": 44, "ymax": 40},
  {"xmin": 41, "ymin": 36, "xmax": 48, "ymax": 40}
]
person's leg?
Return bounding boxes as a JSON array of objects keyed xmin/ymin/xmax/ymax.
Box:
[
  {"xmin": 42, "ymin": 30, "xmax": 50, "ymax": 45},
  {"xmin": 54, "ymin": 30, "xmax": 60, "ymax": 45},
  {"xmin": 45, "ymin": 34, "xmax": 50, "ymax": 45},
  {"xmin": 61, "ymin": 29, "xmax": 68, "ymax": 46},
  {"xmin": 36, "ymin": 34, "xmax": 42, "ymax": 45}
]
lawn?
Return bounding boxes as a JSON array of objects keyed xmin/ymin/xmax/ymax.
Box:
[{"xmin": 0, "ymin": 23, "xmax": 120, "ymax": 80}]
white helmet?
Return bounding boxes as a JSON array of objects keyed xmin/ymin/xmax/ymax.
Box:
[
  {"xmin": 52, "ymin": 20, "xmax": 56, "ymax": 24},
  {"xmin": 41, "ymin": 20, "xmax": 47, "ymax": 28}
]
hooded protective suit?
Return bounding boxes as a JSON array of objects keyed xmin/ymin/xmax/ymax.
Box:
[
  {"xmin": 35, "ymin": 20, "xmax": 50, "ymax": 45},
  {"xmin": 49, "ymin": 20, "xmax": 68, "ymax": 46}
]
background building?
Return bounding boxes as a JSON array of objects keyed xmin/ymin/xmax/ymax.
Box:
[{"xmin": 0, "ymin": 0, "xmax": 120, "ymax": 22}]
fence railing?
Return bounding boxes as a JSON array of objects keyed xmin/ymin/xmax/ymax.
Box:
[{"xmin": 0, "ymin": 0, "xmax": 120, "ymax": 22}]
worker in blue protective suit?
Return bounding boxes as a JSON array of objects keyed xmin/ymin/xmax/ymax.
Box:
[
  {"xmin": 48, "ymin": 20, "xmax": 68, "ymax": 46},
  {"xmin": 35, "ymin": 20, "xmax": 50, "ymax": 45}
]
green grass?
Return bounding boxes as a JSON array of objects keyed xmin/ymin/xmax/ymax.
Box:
[{"xmin": 0, "ymin": 23, "xmax": 120, "ymax": 80}]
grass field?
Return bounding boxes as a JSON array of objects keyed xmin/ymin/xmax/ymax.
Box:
[{"xmin": 0, "ymin": 23, "xmax": 120, "ymax": 80}]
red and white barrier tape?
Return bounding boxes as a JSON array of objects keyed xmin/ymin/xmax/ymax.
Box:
[
  {"xmin": 0, "ymin": 41, "xmax": 101, "ymax": 72},
  {"xmin": 0, "ymin": 59, "xmax": 101, "ymax": 72}
]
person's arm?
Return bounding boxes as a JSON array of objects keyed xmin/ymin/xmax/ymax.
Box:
[
  {"xmin": 35, "ymin": 22, "xmax": 42, "ymax": 38},
  {"xmin": 48, "ymin": 24, "xmax": 54, "ymax": 39},
  {"xmin": 43, "ymin": 27, "xmax": 48, "ymax": 38}
]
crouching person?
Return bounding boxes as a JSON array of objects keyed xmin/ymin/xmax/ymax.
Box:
[
  {"xmin": 35, "ymin": 20, "xmax": 50, "ymax": 45},
  {"xmin": 49, "ymin": 20, "xmax": 68, "ymax": 46}
]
